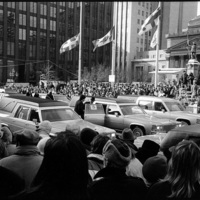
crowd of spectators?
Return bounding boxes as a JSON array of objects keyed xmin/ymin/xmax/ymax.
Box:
[{"xmin": 0, "ymin": 119, "xmax": 200, "ymax": 200}]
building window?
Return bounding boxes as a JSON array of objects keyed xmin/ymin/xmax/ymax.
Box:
[
  {"xmin": 29, "ymin": 30, "xmax": 36, "ymax": 42},
  {"xmin": 138, "ymin": 10, "xmax": 140, "ymax": 15},
  {"xmin": 29, "ymin": 44, "xmax": 36, "ymax": 58},
  {"xmin": 40, "ymin": 18, "xmax": 47, "ymax": 29},
  {"xmin": 7, "ymin": 2, "xmax": 15, "ymax": 9},
  {"xmin": 137, "ymin": 19, "xmax": 140, "ymax": 24},
  {"xmin": 50, "ymin": 20, "xmax": 56, "ymax": 31},
  {"xmin": 141, "ymin": 38, "xmax": 143, "ymax": 44},
  {"xmin": 59, "ymin": 2, "xmax": 65, "ymax": 6},
  {"xmin": 146, "ymin": 12, "xmax": 148, "ymax": 18},
  {"xmin": 30, "ymin": 16, "xmax": 37, "ymax": 27},
  {"xmin": 40, "ymin": 4, "xmax": 47, "ymax": 16},
  {"xmin": 146, "ymin": 3, "xmax": 149, "ymax": 9},
  {"xmin": 7, "ymin": 42, "xmax": 14, "ymax": 55},
  {"xmin": 0, "ymin": 10, "xmax": 3, "ymax": 22},
  {"xmin": 138, "ymin": 2, "xmax": 141, "ymax": 5},
  {"xmin": 30, "ymin": 2, "xmax": 37, "ymax": 13},
  {"xmin": 141, "ymin": 20, "xmax": 144, "ymax": 25},
  {"xmin": 142, "ymin": 11, "xmax": 144, "ymax": 16},
  {"xmin": 19, "ymin": 28, "xmax": 26, "ymax": 40},
  {"xmin": 19, "ymin": 2, "xmax": 26, "ymax": 11},
  {"xmin": 19, "ymin": 14, "xmax": 26, "ymax": 26},
  {"xmin": 142, "ymin": 2, "xmax": 145, "ymax": 7},
  {"xmin": 137, "ymin": 38, "xmax": 139, "ymax": 43},
  {"xmin": 149, "ymin": 32, "xmax": 151, "ymax": 36},
  {"xmin": 137, "ymin": 28, "xmax": 139, "ymax": 33},
  {"xmin": 0, "ymin": 2, "xmax": 3, "ymax": 6},
  {"xmin": 50, "ymin": 6, "xmax": 56, "ymax": 18}
]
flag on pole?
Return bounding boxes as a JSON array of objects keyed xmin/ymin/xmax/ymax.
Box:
[
  {"xmin": 150, "ymin": 28, "xmax": 158, "ymax": 48},
  {"xmin": 138, "ymin": 4, "xmax": 161, "ymax": 35},
  {"xmin": 92, "ymin": 26, "xmax": 115, "ymax": 52},
  {"xmin": 188, "ymin": 15, "xmax": 200, "ymax": 29},
  {"xmin": 60, "ymin": 33, "xmax": 80, "ymax": 54}
]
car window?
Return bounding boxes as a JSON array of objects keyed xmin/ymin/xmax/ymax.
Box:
[
  {"xmin": 120, "ymin": 105, "xmax": 145, "ymax": 115},
  {"xmin": 29, "ymin": 109, "xmax": 40, "ymax": 123},
  {"xmin": 154, "ymin": 102, "xmax": 167, "ymax": 111},
  {"xmin": 164, "ymin": 101, "xmax": 185, "ymax": 111},
  {"xmin": 15, "ymin": 106, "xmax": 29, "ymax": 120},
  {"xmin": 0, "ymin": 97, "xmax": 16, "ymax": 113},
  {"xmin": 138, "ymin": 100, "xmax": 153, "ymax": 110},
  {"xmin": 41, "ymin": 108, "xmax": 80, "ymax": 122},
  {"xmin": 107, "ymin": 104, "xmax": 121, "ymax": 116},
  {"xmin": 85, "ymin": 104, "xmax": 105, "ymax": 114}
]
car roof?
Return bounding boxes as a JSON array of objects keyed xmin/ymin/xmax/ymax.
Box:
[
  {"xmin": 138, "ymin": 96, "xmax": 178, "ymax": 102},
  {"xmin": 95, "ymin": 97, "xmax": 137, "ymax": 105},
  {"xmin": 4, "ymin": 95, "xmax": 68, "ymax": 107}
]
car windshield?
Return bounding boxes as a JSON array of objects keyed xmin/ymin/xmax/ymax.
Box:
[
  {"xmin": 54, "ymin": 96, "xmax": 69, "ymax": 101},
  {"xmin": 164, "ymin": 101, "xmax": 185, "ymax": 111},
  {"xmin": 41, "ymin": 108, "xmax": 80, "ymax": 122},
  {"xmin": 120, "ymin": 105, "xmax": 145, "ymax": 115}
]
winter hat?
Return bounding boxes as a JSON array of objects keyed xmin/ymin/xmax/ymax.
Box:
[
  {"xmin": 80, "ymin": 128, "xmax": 99, "ymax": 151},
  {"xmin": 16, "ymin": 129, "xmax": 40, "ymax": 145},
  {"xmin": 136, "ymin": 139, "xmax": 160, "ymax": 164},
  {"xmin": 38, "ymin": 120, "xmax": 52, "ymax": 133},
  {"xmin": 119, "ymin": 128, "xmax": 136, "ymax": 142},
  {"xmin": 1, "ymin": 127, "xmax": 13, "ymax": 143},
  {"xmin": 37, "ymin": 137, "xmax": 51, "ymax": 155},
  {"xmin": 103, "ymin": 139, "xmax": 132, "ymax": 168},
  {"xmin": 142, "ymin": 155, "xmax": 167, "ymax": 183}
]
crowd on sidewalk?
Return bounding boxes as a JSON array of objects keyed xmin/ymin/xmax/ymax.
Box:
[{"xmin": 0, "ymin": 119, "xmax": 200, "ymax": 200}]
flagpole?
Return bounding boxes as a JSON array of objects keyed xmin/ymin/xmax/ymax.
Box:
[
  {"xmin": 78, "ymin": 2, "xmax": 83, "ymax": 85},
  {"xmin": 155, "ymin": 2, "xmax": 161, "ymax": 87},
  {"xmin": 111, "ymin": 2, "xmax": 117, "ymax": 87}
]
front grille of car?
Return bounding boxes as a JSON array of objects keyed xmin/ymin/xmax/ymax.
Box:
[
  {"xmin": 197, "ymin": 119, "xmax": 200, "ymax": 124},
  {"xmin": 162, "ymin": 124, "xmax": 177, "ymax": 133}
]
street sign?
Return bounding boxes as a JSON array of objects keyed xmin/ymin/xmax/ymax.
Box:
[{"xmin": 109, "ymin": 75, "xmax": 115, "ymax": 82}]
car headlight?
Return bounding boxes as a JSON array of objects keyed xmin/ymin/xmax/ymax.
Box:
[
  {"xmin": 176, "ymin": 123, "xmax": 182, "ymax": 128},
  {"xmin": 151, "ymin": 125, "xmax": 163, "ymax": 134},
  {"xmin": 111, "ymin": 133, "xmax": 116, "ymax": 138}
]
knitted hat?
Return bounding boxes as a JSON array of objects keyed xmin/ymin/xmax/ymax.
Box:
[
  {"xmin": 80, "ymin": 128, "xmax": 98, "ymax": 151},
  {"xmin": 142, "ymin": 155, "xmax": 167, "ymax": 183},
  {"xmin": 119, "ymin": 128, "xmax": 136, "ymax": 142},
  {"xmin": 16, "ymin": 129, "xmax": 40, "ymax": 145},
  {"xmin": 103, "ymin": 139, "xmax": 132, "ymax": 168},
  {"xmin": 38, "ymin": 121, "xmax": 52, "ymax": 133}
]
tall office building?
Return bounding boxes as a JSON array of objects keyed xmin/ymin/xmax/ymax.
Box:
[
  {"xmin": 0, "ymin": 2, "xmax": 112, "ymax": 84},
  {"xmin": 113, "ymin": 2, "xmax": 157, "ymax": 82}
]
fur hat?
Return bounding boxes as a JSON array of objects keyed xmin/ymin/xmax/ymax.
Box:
[
  {"xmin": 16, "ymin": 129, "xmax": 40, "ymax": 145},
  {"xmin": 103, "ymin": 139, "xmax": 132, "ymax": 168},
  {"xmin": 37, "ymin": 137, "xmax": 50, "ymax": 155},
  {"xmin": 38, "ymin": 121, "xmax": 52, "ymax": 133},
  {"xmin": 136, "ymin": 139, "xmax": 160, "ymax": 164},
  {"xmin": 142, "ymin": 155, "xmax": 167, "ymax": 183}
]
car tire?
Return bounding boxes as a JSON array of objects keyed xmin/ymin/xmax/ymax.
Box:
[{"xmin": 132, "ymin": 127, "xmax": 144, "ymax": 137}]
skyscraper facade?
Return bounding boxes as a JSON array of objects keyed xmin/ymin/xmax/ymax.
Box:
[{"xmin": 0, "ymin": 2, "xmax": 112, "ymax": 84}]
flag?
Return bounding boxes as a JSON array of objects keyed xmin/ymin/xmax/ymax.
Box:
[
  {"xmin": 92, "ymin": 26, "xmax": 115, "ymax": 52},
  {"xmin": 60, "ymin": 33, "xmax": 80, "ymax": 54},
  {"xmin": 150, "ymin": 28, "xmax": 158, "ymax": 48},
  {"xmin": 138, "ymin": 4, "xmax": 161, "ymax": 35},
  {"xmin": 188, "ymin": 15, "xmax": 200, "ymax": 29}
]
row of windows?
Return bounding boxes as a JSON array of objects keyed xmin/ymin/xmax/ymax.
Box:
[
  {"xmin": 138, "ymin": 2, "xmax": 149, "ymax": 9},
  {"xmin": 138, "ymin": 10, "xmax": 149, "ymax": 18}
]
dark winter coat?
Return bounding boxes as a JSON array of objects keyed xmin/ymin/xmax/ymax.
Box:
[
  {"xmin": 88, "ymin": 167, "xmax": 147, "ymax": 200},
  {"xmin": 74, "ymin": 100, "xmax": 85, "ymax": 119}
]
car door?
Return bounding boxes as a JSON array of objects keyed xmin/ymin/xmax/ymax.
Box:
[
  {"xmin": 138, "ymin": 100, "xmax": 154, "ymax": 115},
  {"xmin": 84, "ymin": 103, "xmax": 105, "ymax": 126},
  {"xmin": 7, "ymin": 105, "xmax": 31, "ymax": 133},
  {"xmin": 105, "ymin": 104, "xmax": 124, "ymax": 131},
  {"xmin": 151, "ymin": 101, "xmax": 171, "ymax": 119}
]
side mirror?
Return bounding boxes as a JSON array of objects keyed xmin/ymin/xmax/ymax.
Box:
[{"xmin": 162, "ymin": 109, "xmax": 166, "ymax": 113}]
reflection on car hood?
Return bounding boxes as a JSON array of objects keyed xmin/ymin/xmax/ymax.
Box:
[
  {"xmin": 124, "ymin": 114, "xmax": 177, "ymax": 125},
  {"xmin": 50, "ymin": 119, "xmax": 116, "ymax": 136}
]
